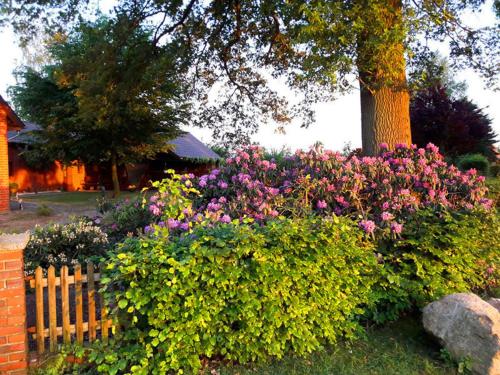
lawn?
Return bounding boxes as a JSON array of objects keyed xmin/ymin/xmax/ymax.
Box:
[
  {"xmin": 0, "ymin": 191, "xmax": 141, "ymax": 233},
  {"xmin": 210, "ymin": 316, "xmax": 456, "ymax": 375},
  {"xmin": 21, "ymin": 190, "xmax": 139, "ymax": 206}
]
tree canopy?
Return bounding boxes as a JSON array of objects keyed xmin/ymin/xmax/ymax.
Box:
[
  {"xmin": 3, "ymin": 0, "xmax": 499, "ymax": 153},
  {"xmin": 9, "ymin": 16, "xmax": 190, "ymax": 194},
  {"xmin": 410, "ymin": 84, "xmax": 496, "ymax": 159}
]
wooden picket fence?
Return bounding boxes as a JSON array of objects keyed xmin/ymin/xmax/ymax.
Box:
[{"xmin": 26, "ymin": 262, "xmax": 112, "ymax": 354}]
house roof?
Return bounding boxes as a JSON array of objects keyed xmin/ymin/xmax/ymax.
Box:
[
  {"xmin": 7, "ymin": 121, "xmax": 39, "ymax": 143},
  {"xmin": 0, "ymin": 95, "xmax": 25, "ymax": 130},
  {"xmin": 169, "ymin": 132, "xmax": 220, "ymax": 160},
  {"xmin": 8, "ymin": 122, "xmax": 220, "ymax": 160}
]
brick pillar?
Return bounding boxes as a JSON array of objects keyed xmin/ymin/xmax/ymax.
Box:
[
  {"xmin": 0, "ymin": 107, "xmax": 9, "ymax": 212},
  {"xmin": 0, "ymin": 232, "xmax": 30, "ymax": 375}
]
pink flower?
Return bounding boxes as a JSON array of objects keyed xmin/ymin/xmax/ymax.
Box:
[
  {"xmin": 359, "ymin": 220, "xmax": 376, "ymax": 234},
  {"xmin": 220, "ymin": 214, "xmax": 231, "ymax": 223},
  {"xmin": 381, "ymin": 212, "xmax": 393, "ymax": 221},
  {"xmin": 149, "ymin": 204, "xmax": 161, "ymax": 216},
  {"xmin": 316, "ymin": 200, "xmax": 327, "ymax": 209},
  {"xmin": 390, "ymin": 222, "xmax": 403, "ymax": 234}
]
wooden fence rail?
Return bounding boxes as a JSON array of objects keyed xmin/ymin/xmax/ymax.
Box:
[{"xmin": 27, "ymin": 262, "xmax": 112, "ymax": 354}]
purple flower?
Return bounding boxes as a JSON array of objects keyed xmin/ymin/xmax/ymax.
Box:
[
  {"xmin": 359, "ymin": 220, "xmax": 376, "ymax": 234},
  {"xmin": 220, "ymin": 214, "xmax": 231, "ymax": 223},
  {"xmin": 316, "ymin": 200, "xmax": 327, "ymax": 209},
  {"xmin": 218, "ymin": 181, "xmax": 228, "ymax": 189},
  {"xmin": 180, "ymin": 222, "xmax": 189, "ymax": 231},
  {"xmin": 199, "ymin": 179, "xmax": 207, "ymax": 187},
  {"xmin": 167, "ymin": 219, "xmax": 179, "ymax": 229}
]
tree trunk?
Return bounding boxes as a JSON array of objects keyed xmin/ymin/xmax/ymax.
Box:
[
  {"xmin": 359, "ymin": 83, "xmax": 411, "ymax": 155},
  {"xmin": 110, "ymin": 153, "xmax": 120, "ymax": 198},
  {"xmin": 355, "ymin": 0, "xmax": 412, "ymax": 155}
]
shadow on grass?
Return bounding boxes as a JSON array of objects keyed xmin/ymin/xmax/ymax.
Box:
[{"xmin": 210, "ymin": 315, "xmax": 455, "ymax": 375}]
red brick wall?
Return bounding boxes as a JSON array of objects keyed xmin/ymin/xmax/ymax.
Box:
[
  {"xmin": 0, "ymin": 107, "xmax": 9, "ymax": 212},
  {"xmin": 0, "ymin": 233, "xmax": 29, "ymax": 375}
]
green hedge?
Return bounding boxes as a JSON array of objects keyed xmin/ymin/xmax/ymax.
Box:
[
  {"xmin": 456, "ymin": 153, "xmax": 490, "ymax": 175},
  {"xmin": 370, "ymin": 209, "xmax": 500, "ymax": 322},
  {"xmin": 93, "ymin": 216, "xmax": 378, "ymax": 374},
  {"xmin": 91, "ymin": 211, "xmax": 499, "ymax": 374}
]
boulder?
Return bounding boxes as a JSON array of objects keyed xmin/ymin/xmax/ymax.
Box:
[
  {"xmin": 488, "ymin": 299, "xmax": 500, "ymax": 313},
  {"xmin": 422, "ymin": 293, "xmax": 500, "ymax": 375}
]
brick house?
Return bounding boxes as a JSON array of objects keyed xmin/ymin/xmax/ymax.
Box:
[
  {"xmin": 0, "ymin": 95, "xmax": 24, "ymax": 212},
  {"xmin": 8, "ymin": 122, "xmax": 220, "ymax": 192},
  {"xmin": 8, "ymin": 122, "xmax": 85, "ymax": 193}
]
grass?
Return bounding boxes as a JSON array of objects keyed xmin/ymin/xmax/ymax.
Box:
[
  {"xmin": 209, "ymin": 316, "xmax": 456, "ymax": 375},
  {"xmin": 21, "ymin": 191, "xmax": 139, "ymax": 206}
]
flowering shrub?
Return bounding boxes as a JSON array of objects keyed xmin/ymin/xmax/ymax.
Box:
[
  {"xmin": 145, "ymin": 170, "xmax": 200, "ymax": 234},
  {"xmin": 147, "ymin": 143, "xmax": 491, "ymax": 238},
  {"xmin": 100, "ymin": 196, "xmax": 153, "ymax": 241},
  {"xmin": 25, "ymin": 218, "xmax": 109, "ymax": 274}
]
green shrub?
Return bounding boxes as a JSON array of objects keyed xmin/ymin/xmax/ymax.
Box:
[
  {"xmin": 96, "ymin": 196, "xmax": 114, "ymax": 214},
  {"xmin": 36, "ymin": 204, "xmax": 53, "ymax": 217},
  {"xmin": 25, "ymin": 218, "xmax": 109, "ymax": 274},
  {"xmin": 92, "ymin": 216, "xmax": 378, "ymax": 374},
  {"xmin": 456, "ymin": 153, "xmax": 490, "ymax": 175},
  {"xmin": 87, "ymin": 208, "xmax": 499, "ymax": 373},
  {"xmin": 490, "ymin": 164, "xmax": 500, "ymax": 178},
  {"xmin": 371, "ymin": 209, "xmax": 500, "ymax": 322},
  {"xmin": 100, "ymin": 196, "xmax": 153, "ymax": 241}
]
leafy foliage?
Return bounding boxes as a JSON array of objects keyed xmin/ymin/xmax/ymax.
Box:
[
  {"xmin": 456, "ymin": 154, "xmax": 490, "ymax": 176},
  {"xmin": 3, "ymin": 1, "xmax": 498, "ymax": 143},
  {"xmin": 371, "ymin": 209, "xmax": 500, "ymax": 322},
  {"xmin": 99, "ymin": 196, "xmax": 153, "ymax": 242},
  {"xmin": 93, "ymin": 216, "xmax": 378, "ymax": 374},
  {"xmin": 89, "ymin": 206, "xmax": 499, "ymax": 373},
  {"xmin": 410, "ymin": 85, "xmax": 497, "ymax": 159}
]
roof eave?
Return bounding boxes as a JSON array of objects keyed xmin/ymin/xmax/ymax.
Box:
[{"xmin": 0, "ymin": 96, "xmax": 25, "ymax": 130}]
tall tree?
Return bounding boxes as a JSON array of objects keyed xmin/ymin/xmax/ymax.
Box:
[
  {"xmin": 9, "ymin": 17, "xmax": 189, "ymax": 195},
  {"xmin": 4, "ymin": 1, "xmax": 499, "ymax": 154},
  {"xmin": 410, "ymin": 85, "xmax": 497, "ymax": 158}
]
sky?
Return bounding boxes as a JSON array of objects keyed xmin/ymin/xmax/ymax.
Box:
[{"xmin": 0, "ymin": 2, "xmax": 498, "ymax": 152}]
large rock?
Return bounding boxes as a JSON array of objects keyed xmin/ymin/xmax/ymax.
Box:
[
  {"xmin": 489, "ymin": 299, "xmax": 500, "ymax": 313},
  {"xmin": 423, "ymin": 293, "xmax": 500, "ymax": 375}
]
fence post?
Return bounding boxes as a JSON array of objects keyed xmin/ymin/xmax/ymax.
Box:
[{"xmin": 0, "ymin": 232, "xmax": 30, "ymax": 375}]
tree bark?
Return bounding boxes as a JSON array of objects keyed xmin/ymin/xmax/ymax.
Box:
[
  {"xmin": 355, "ymin": 0, "xmax": 412, "ymax": 155},
  {"xmin": 359, "ymin": 83, "xmax": 411, "ymax": 155},
  {"xmin": 110, "ymin": 153, "xmax": 120, "ymax": 198}
]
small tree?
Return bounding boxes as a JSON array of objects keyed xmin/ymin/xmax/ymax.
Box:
[
  {"xmin": 9, "ymin": 17, "xmax": 190, "ymax": 195},
  {"xmin": 410, "ymin": 85, "xmax": 497, "ymax": 159}
]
